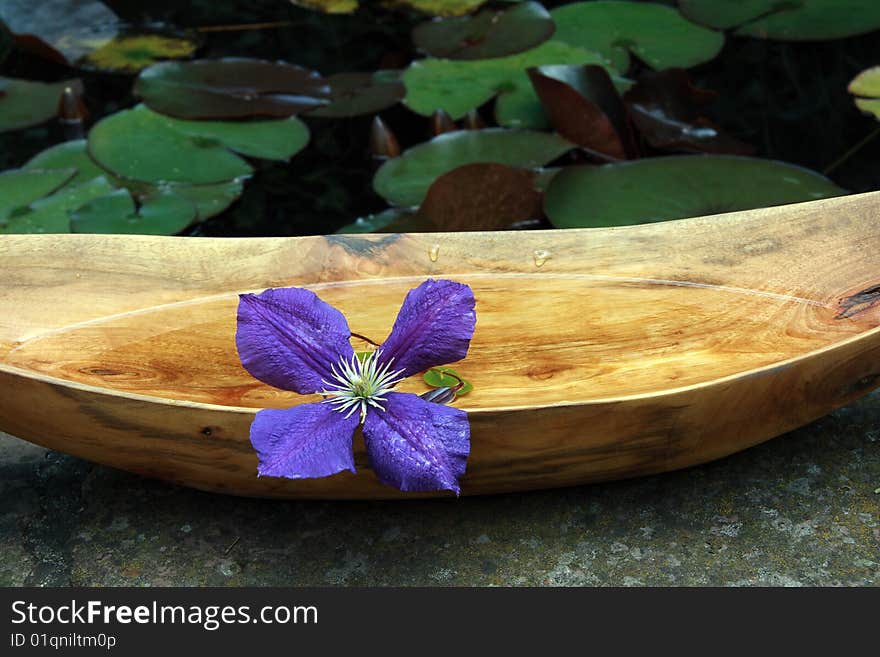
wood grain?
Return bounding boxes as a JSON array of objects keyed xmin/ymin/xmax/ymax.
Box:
[{"xmin": 1, "ymin": 191, "xmax": 880, "ymax": 498}]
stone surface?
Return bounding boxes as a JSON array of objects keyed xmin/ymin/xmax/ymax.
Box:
[{"xmin": 1, "ymin": 393, "xmax": 878, "ymax": 586}]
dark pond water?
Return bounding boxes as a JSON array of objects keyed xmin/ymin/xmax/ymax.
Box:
[{"xmin": 2, "ymin": 0, "xmax": 879, "ymax": 236}]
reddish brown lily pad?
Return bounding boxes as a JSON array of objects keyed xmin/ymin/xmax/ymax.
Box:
[
  {"xmin": 415, "ymin": 162, "xmax": 544, "ymax": 230},
  {"xmin": 528, "ymin": 64, "xmax": 637, "ymax": 160},
  {"xmin": 0, "ymin": 0, "xmax": 118, "ymax": 66},
  {"xmin": 412, "ymin": 1, "xmax": 555, "ymax": 61},
  {"xmin": 0, "ymin": 22, "xmax": 11, "ymax": 66},
  {"xmin": 623, "ymin": 69, "xmax": 753, "ymax": 155},
  {"xmin": 134, "ymin": 58, "xmax": 331, "ymax": 120},
  {"xmin": 308, "ymin": 72, "xmax": 404, "ymax": 118}
]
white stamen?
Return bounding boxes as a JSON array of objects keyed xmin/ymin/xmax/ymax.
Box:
[{"xmin": 320, "ymin": 350, "xmax": 405, "ymax": 421}]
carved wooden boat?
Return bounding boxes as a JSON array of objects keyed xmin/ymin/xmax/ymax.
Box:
[{"xmin": 1, "ymin": 192, "xmax": 879, "ymax": 498}]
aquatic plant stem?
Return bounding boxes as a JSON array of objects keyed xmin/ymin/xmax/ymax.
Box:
[
  {"xmin": 823, "ymin": 126, "xmax": 880, "ymax": 175},
  {"xmin": 196, "ymin": 21, "xmax": 294, "ymax": 33}
]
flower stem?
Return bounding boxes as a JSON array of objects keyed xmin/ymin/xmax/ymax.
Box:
[{"xmin": 350, "ymin": 331, "xmax": 381, "ymax": 347}]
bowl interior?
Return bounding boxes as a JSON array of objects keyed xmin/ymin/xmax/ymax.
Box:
[{"xmin": 6, "ymin": 272, "xmax": 869, "ymax": 409}]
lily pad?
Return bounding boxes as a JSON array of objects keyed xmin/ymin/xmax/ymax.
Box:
[
  {"xmin": 623, "ymin": 69, "xmax": 753, "ymax": 155},
  {"xmin": 392, "ymin": 1, "xmax": 491, "ymax": 16},
  {"xmin": 113, "ymin": 179, "xmax": 244, "ymax": 222},
  {"xmin": 412, "ymin": 1, "xmax": 555, "ymax": 60},
  {"xmin": 70, "ymin": 188, "xmax": 196, "ymax": 235},
  {"xmin": 163, "ymin": 180, "xmax": 244, "ymax": 221},
  {"xmin": 0, "ymin": 22, "xmax": 11, "ymax": 65},
  {"xmin": 82, "ymin": 31, "xmax": 200, "ymax": 74},
  {"xmin": 290, "ymin": 0, "xmax": 359, "ymax": 12},
  {"xmin": 0, "ymin": 0, "xmax": 118, "ymax": 65},
  {"xmin": 551, "ymin": 1, "xmax": 723, "ymax": 72},
  {"xmin": 529, "ymin": 64, "xmax": 637, "ymax": 160},
  {"xmin": 0, "ymin": 176, "xmax": 115, "ymax": 234},
  {"xmin": 849, "ymin": 66, "xmax": 880, "ymax": 120},
  {"xmin": 308, "ymin": 72, "xmax": 405, "ymax": 118},
  {"xmin": 373, "ymin": 128, "xmax": 573, "ymax": 206},
  {"xmin": 161, "ymin": 114, "xmax": 311, "ymax": 161},
  {"xmin": 295, "ymin": 0, "xmax": 493, "ymax": 14},
  {"xmin": 22, "ymin": 139, "xmax": 243, "ymax": 221},
  {"xmin": 678, "ymin": 0, "xmax": 880, "ymax": 40},
  {"xmin": 89, "ymin": 106, "xmax": 250, "ymax": 185},
  {"xmin": 335, "ymin": 208, "xmax": 425, "ymax": 234},
  {"xmin": 415, "ymin": 162, "xmax": 544, "ymax": 230},
  {"xmin": 88, "ymin": 104, "xmax": 309, "ymax": 185},
  {"xmin": 0, "ymin": 169, "xmax": 76, "ymax": 217},
  {"xmin": 0, "ymin": 77, "xmax": 82, "ymax": 133},
  {"xmin": 134, "ymin": 58, "xmax": 331, "ymax": 120},
  {"xmin": 544, "ymin": 155, "xmax": 846, "ymax": 229},
  {"xmin": 23, "ymin": 140, "xmax": 107, "ymax": 185},
  {"xmin": 403, "ymin": 40, "xmax": 617, "ymax": 129}
]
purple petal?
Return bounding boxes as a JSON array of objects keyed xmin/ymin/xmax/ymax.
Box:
[
  {"xmin": 236, "ymin": 287, "xmax": 354, "ymax": 394},
  {"xmin": 250, "ymin": 402, "xmax": 358, "ymax": 479},
  {"xmin": 362, "ymin": 392, "xmax": 470, "ymax": 494},
  {"xmin": 379, "ymin": 279, "xmax": 476, "ymax": 377}
]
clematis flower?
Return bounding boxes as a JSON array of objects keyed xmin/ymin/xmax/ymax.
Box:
[{"xmin": 235, "ymin": 279, "xmax": 476, "ymax": 494}]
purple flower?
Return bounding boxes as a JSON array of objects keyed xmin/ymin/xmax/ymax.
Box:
[{"xmin": 235, "ymin": 279, "xmax": 476, "ymax": 494}]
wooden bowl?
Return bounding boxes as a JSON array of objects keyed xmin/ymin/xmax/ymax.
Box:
[{"xmin": 2, "ymin": 192, "xmax": 880, "ymax": 498}]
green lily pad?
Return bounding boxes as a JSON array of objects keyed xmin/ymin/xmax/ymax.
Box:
[
  {"xmin": 849, "ymin": 66, "xmax": 880, "ymax": 120},
  {"xmin": 373, "ymin": 128, "xmax": 573, "ymax": 206},
  {"xmin": 134, "ymin": 58, "xmax": 331, "ymax": 120},
  {"xmin": 89, "ymin": 105, "xmax": 309, "ymax": 185},
  {"xmin": 544, "ymin": 155, "xmax": 846, "ymax": 229},
  {"xmin": 0, "ymin": 77, "xmax": 82, "ymax": 133},
  {"xmin": 336, "ymin": 208, "xmax": 425, "ymax": 233},
  {"xmin": 23, "ymin": 140, "xmax": 107, "ymax": 185},
  {"xmin": 24, "ymin": 139, "xmax": 244, "ymax": 220},
  {"xmin": 424, "ymin": 366, "xmax": 473, "ymax": 395},
  {"xmin": 678, "ymin": 0, "xmax": 880, "ymax": 40},
  {"xmin": 115, "ymin": 180, "xmax": 244, "ymax": 222},
  {"xmin": 0, "ymin": 176, "xmax": 115, "ymax": 234},
  {"xmin": 160, "ymin": 114, "xmax": 311, "ymax": 161},
  {"xmin": 533, "ymin": 167, "xmax": 562, "ymax": 192},
  {"xmin": 162, "ymin": 180, "xmax": 244, "ymax": 221},
  {"xmin": 551, "ymin": 1, "xmax": 723, "ymax": 72},
  {"xmin": 307, "ymin": 72, "xmax": 405, "ymax": 118},
  {"xmin": 0, "ymin": 169, "xmax": 76, "ymax": 218},
  {"xmin": 403, "ymin": 40, "xmax": 617, "ymax": 129},
  {"xmin": 89, "ymin": 106, "xmax": 250, "ymax": 185},
  {"xmin": 70, "ymin": 188, "xmax": 196, "ymax": 235},
  {"xmin": 412, "ymin": 1, "xmax": 554, "ymax": 61}
]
